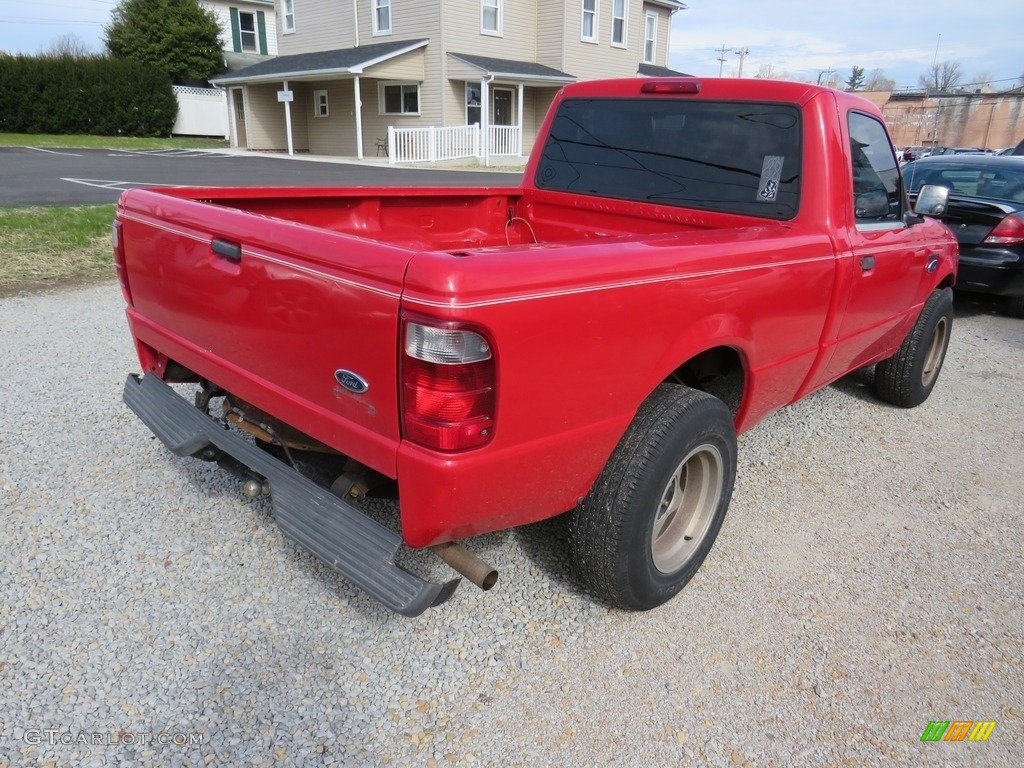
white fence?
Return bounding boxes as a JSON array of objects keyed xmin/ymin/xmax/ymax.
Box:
[
  {"xmin": 172, "ymin": 86, "xmax": 228, "ymax": 138},
  {"xmin": 388, "ymin": 124, "xmax": 522, "ymax": 164},
  {"xmin": 489, "ymin": 125, "xmax": 520, "ymax": 157}
]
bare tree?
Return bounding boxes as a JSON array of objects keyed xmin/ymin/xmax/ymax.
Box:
[
  {"xmin": 755, "ymin": 63, "xmax": 777, "ymax": 80},
  {"xmin": 864, "ymin": 69, "xmax": 895, "ymax": 91},
  {"xmin": 45, "ymin": 33, "xmax": 94, "ymax": 58},
  {"xmin": 964, "ymin": 72, "xmax": 994, "ymax": 92},
  {"xmin": 918, "ymin": 60, "xmax": 963, "ymax": 92}
]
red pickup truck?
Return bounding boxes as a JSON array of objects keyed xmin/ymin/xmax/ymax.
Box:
[{"xmin": 117, "ymin": 78, "xmax": 957, "ymax": 616}]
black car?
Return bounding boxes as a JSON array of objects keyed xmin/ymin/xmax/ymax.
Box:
[{"xmin": 902, "ymin": 154, "xmax": 1024, "ymax": 317}]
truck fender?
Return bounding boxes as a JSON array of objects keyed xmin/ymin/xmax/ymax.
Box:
[{"xmin": 644, "ymin": 313, "xmax": 753, "ymax": 423}]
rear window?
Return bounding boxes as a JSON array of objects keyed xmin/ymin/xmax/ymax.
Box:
[
  {"xmin": 534, "ymin": 98, "xmax": 802, "ymax": 219},
  {"xmin": 903, "ymin": 162, "xmax": 1024, "ymax": 203}
]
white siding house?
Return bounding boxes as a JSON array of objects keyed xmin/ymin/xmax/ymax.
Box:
[{"xmin": 211, "ymin": 0, "xmax": 690, "ymax": 160}]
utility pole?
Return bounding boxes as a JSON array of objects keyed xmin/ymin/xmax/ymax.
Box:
[
  {"xmin": 734, "ymin": 47, "xmax": 749, "ymax": 78},
  {"xmin": 716, "ymin": 45, "xmax": 730, "ymax": 77}
]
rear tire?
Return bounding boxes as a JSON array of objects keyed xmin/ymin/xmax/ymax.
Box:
[
  {"xmin": 1005, "ymin": 295, "xmax": 1024, "ymax": 319},
  {"xmin": 873, "ymin": 288, "xmax": 953, "ymax": 408},
  {"xmin": 568, "ymin": 385, "xmax": 737, "ymax": 611}
]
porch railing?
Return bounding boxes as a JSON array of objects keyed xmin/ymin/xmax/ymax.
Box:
[
  {"xmin": 387, "ymin": 124, "xmax": 522, "ymax": 164},
  {"xmin": 488, "ymin": 125, "xmax": 520, "ymax": 157},
  {"xmin": 388, "ymin": 125, "xmax": 479, "ymax": 164}
]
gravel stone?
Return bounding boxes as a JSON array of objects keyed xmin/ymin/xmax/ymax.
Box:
[{"xmin": 0, "ymin": 283, "xmax": 1022, "ymax": 767}]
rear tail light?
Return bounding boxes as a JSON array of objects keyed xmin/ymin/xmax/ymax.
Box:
[
  {"xmin": 983, "ymin": 212, "xmax": 1024, "ymax": 245},
  {"xmin": 401, "ymin": 321, "xmax": 496, "ymax": 451},
  {"xmin": 112, "ymin": 218, "xmax": 133, "ymax": 305}
]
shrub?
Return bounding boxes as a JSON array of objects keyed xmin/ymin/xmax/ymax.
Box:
[{"xmin": 0, "ymin": 56, "xmax": 177, "ymax": 137}]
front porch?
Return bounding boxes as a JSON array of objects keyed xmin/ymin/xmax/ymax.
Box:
[{"xmin": 211, "ymin": 42, "xmax": 574, "ymax": 167}]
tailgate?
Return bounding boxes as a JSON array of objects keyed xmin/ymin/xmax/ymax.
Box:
[{"xmin": 118, "ymin": 188, "xmax": 414, "ymax": 477}]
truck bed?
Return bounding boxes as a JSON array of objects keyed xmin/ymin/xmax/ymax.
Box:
[{"xmin": 130, "ymin": 185, "xmax": 753, "ymax": 252}]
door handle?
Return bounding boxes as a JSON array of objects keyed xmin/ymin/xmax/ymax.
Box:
[
  {"xmin": 212, "ymin": 238, "xmax": 242, "ymax": 262},
  {"xmin": 860, "ymin": 255, "xmax": 876, "ymax": 271}
]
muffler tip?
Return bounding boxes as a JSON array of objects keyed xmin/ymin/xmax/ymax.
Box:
[{"xmin": 430, "ymin": 542, "xmax": 499, "ymax": 591}]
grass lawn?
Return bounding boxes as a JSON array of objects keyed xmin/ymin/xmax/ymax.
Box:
[
  {"xmin": 0, "ymin": 205, "xmax": 116, "ymax": 294},
  {"xmin": 0, "ymin": 133, "xmax": 228, "ymax": 151}
]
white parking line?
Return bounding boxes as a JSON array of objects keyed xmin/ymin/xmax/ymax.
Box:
[
  {"xmin": 106, "ymin": 149, "xmax": 233, "ymax": 158},
  {"xmin": 26, "ymin": 147, "xmax": 82, "ymax": 157},
  {"xmin": 61, "ymin": 178, "xmax": 184, "ymax": 191}
]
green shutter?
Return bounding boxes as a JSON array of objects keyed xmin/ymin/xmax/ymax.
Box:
[
  {"xmin": 256, "ymin": 11, "xmax": 268, "ymax": 55},
  {"xmin": 229, "ymin": 8, "xmax": 242, "ymax": 53}
]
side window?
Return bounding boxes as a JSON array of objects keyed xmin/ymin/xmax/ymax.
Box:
[
  {"xmin": 611, "ymin": 0, "xmax": 627, "ymax": 47},
  {"xmin": 848, "ymin": 112, "xmax": 901, "ymax": 224},
  {"xmin": 581, "ymin": 0, "xmax": 597, "ymax": 42},
  {"xmin": 482, "ymin": 0, "xmax": 501, "ymax": 35},
  {"xmin": 466, "ymin": 83, "xmax": 481, "ymax": 125},
  {"xmin": 313, "ymin": 90, "xmax": 329, "ymax": 118},
  {"xmin": 373, "ymin": 0, "xmax": 392, "ymax": 36},
  {"xmin": 380, "ymin": 83, "xmax": 419, "ymax": 115},
  {"xmin": 282, "ymin": 0, "xmax": 295, "ymax": 33},
  {"xmin": 643, "ymin": 12, "xmax": 657, "ymax": 63}
]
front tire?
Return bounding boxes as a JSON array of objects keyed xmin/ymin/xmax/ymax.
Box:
[
  {"xmin": 873, "ymin": 287, "xmax": 953, "ymax": 408},
  {"xmin": 568, "ymin": 385, "xmax": 737, "ymax": 611}
]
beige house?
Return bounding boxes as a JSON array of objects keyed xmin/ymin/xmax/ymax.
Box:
[{"xmin": 211, "ymin": 0, "xmax": 689, "ymax": 162}]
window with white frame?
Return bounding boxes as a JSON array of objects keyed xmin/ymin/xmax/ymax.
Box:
[
  {"xmin": 466, "ymin": 83, "xmax": 481, "ymax": 125},
  {"xmin": 380, "ymin": 82, "xmax": 419, "ymax": 114},
  {"xmin": 611, "ymin": 0, "xmax": 627, "ymax": 47},
  {"xmin": 373, "ymin": 0, "xmax": 392, "ymax": 35},
  {"xmin": 313, "ymin": 89, "xmax": 329, "ymax": 118},
  {"xmin": 238, "ymin": 11, "xmax": 258, "ymax": 52},
  {"xmin": 482, "ymin": 0, "xmax": 501, "ymax": 35},
  {"xmin": 581, "ymin": 0, "xmax": 597, "ymax": 42},
  {"xmin": 282, "ymin": 0, "xmax": 295, "ymax": 33},
  {"xmin": 643, "ymin": 11, "xmax": 657, "ymax": 63}
]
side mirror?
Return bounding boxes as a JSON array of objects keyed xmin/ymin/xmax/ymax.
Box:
[{"xmin": 914, "ymin": 184, "xmax": 949, "ymax": 216}]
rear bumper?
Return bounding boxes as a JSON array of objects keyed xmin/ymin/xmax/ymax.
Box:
[
  {"xmin": 958, "ymin": 248, "xmax": 1024, "ymax": 297},
  {"xmin": 123, "ymin": 373, "xmax": 459, "ymax": 617}
]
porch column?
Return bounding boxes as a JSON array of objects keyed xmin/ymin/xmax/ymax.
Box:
[
  {"xmin": 517, "ymin": 82, "xmax": 524, "ymax": 156},
  {"xmin": 282, "ymin": 79, "xmax": 294, "ymax": 156},
  {"xmin": 481, "ymin": 76, "xmax": 491, "ymax": 165},
  {"xmin": 353, "ymin": 75, "xmax": 364, "ymax": 160}
]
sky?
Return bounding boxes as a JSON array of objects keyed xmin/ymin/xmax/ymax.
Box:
[
  {"xmin": 666, "ymin": 0, "xmax": 1022, "ymax": 91},
  {"xmin": 0, "ymin": 0, "xmax": 1020, "ymax": 92}
]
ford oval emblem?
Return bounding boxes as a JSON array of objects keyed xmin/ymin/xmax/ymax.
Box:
[{"xmin": 334, "ymin": 369, "xmax": 369, "ymax": 394}]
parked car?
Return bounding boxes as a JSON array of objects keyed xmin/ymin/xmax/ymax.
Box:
[
  {"xmin": 927, "ymin": 146, "xmax": 987, "ymax": 157},
  {"xmin": 903, "ymin": 154, "xmax": 1024, "ymax": 317}
]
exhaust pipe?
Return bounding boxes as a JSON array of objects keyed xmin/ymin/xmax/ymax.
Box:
[{"xmin": 430, "ymin": 542, "xmax": 498, "ymax": 591}]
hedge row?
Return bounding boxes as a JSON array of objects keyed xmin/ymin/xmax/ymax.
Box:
[{"xmin": 0, "ymin": 56, "xmax": 178, "ymax": 137}]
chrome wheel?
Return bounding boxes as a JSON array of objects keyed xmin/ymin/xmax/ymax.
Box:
[
  {"xmin": 650, "ymin": 443, "xmax": 725, "ymax": 574},
  {"xmin": 921, "ymin": 315, "xmax": 949, "ymax": 387}
]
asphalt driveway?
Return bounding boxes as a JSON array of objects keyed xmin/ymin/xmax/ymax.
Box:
[{"xmin": 0, "ymin": 146, "xmax": 522, "ymax": 206}]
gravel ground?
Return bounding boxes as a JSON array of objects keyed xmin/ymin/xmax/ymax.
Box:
[{"xmin": 1, "ymin": 282, "xmax": 1021, "ymax": 767}]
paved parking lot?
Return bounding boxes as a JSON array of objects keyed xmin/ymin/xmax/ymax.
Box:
[{"xmin": 0, "ymin": 146, "xmax": 520, "ymax": 206}]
